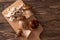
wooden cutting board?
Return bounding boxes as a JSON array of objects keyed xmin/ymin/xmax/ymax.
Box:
[{"xmin": 2, "ymin": 0, "xmax": 24, "ymax": 34}]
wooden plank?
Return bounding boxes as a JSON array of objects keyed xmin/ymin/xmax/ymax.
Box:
[
  {"xmin": 2, "ymin": 0, "xmax": 24, "ymax": 34},
  {"xmin": 0, "ymin": 0, "xmax": 15, "ymax": 2}
]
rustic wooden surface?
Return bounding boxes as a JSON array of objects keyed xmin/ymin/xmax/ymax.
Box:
[
  {"xmin": 0, "ymin": 0, "xmax": 60, "ymax": 40},
  {"xmin": 0, "ymin": 0, "xmax": 15, "ymax": 2}
]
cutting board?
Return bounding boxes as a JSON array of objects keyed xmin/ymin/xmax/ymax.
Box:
[{"xmin": 2, "ymin": 0, "xmax": 24, "ymax": 34}]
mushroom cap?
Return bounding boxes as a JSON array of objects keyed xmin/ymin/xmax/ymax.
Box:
[
  {"xmin": 22, "ymin": 5, "xmax": 31, "ymax": 10},
  {"xmin": 29, "ymin": 19, "xmax": 39, "ymax": 30}
]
